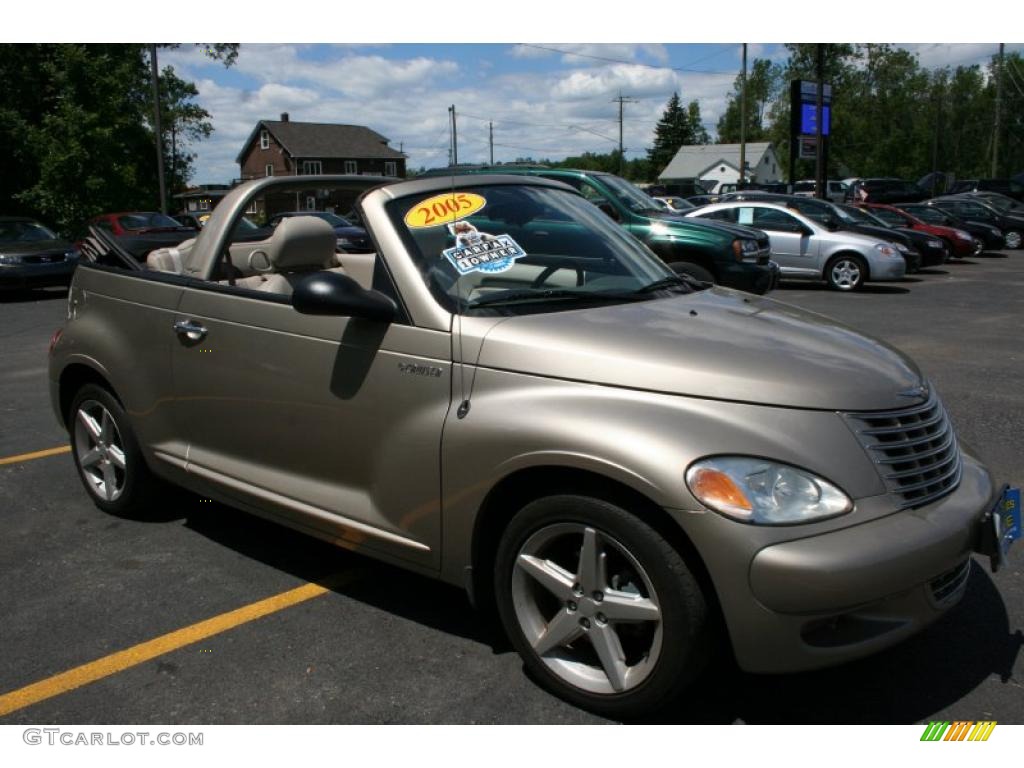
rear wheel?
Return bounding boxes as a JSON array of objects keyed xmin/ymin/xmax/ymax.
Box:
[
  {"xmin": 70, "ymin": 384, "xmax": 161, "ymax": 517},
  {"xmin": 826, "ymin": 254, "xmax": 867, "ymax": 291},
  {"xmin": 667, "ymin": 262, "xmax": 714, "ymax": 284},
  {"xmin": 494, "ymin": 495, "xmax": 710, "ymax": 719}
]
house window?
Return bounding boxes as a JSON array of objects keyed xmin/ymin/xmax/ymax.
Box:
[
  {"xmin": 246, "ymin": 199, "xmax": 258, "ymax": 215},
  {"xmin": 187, "ymin": 201, "xmax": 198, "ymax": 212},
  {"xmin": 260, "ymin": 130, "xmax": 269, "ymax": 150},
  {"xmin": 265, "ymin": 164, "xmax": 274, "ymax": 177},
  {"xmin": 306, "ymin": 196, "xmax": 317, "ymax": 211},
  {"xmin": 384, "ymin": 161, "xmax": 397, "ymax": 177},
  {"xmin": 302, "ymin": 160, "xmax": 322, "ymax": 175},
  {"xmin": 344, "ymin": 160, "xmax": 358, "ymax": 175}
]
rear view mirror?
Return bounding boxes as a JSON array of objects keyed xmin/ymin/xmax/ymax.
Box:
[{"xmin": 292, "ymin": 271, "xmax": 396, "ymax": 322}]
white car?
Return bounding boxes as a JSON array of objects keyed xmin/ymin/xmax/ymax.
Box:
[{"xmin": 685, "ymin": 201, "xmax": 905, "ymax": 290}]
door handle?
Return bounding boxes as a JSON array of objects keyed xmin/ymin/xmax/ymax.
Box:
[{"xmin": 173, "ymin": 319, "xmax": 207, "ymax": 342}]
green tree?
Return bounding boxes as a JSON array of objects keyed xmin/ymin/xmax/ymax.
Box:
[
  {"xmin": 0, "ymin": 44, "xmax": 235, "ymax": 236},
  {"xmin": 160, "ymin": 65, "xmax": 214, "ymax": 193},
  {"xmin": 716, "ymin": 59, "xmax": 782, "ymax": 143},
  {"xmin": 647, "ymin": 92, "xmax": 703, "ymax": 176}
]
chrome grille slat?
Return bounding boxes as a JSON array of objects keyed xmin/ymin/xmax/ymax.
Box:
[{"xmin": 843, "ymin": 391, "xmax": 962, "ymax": 510}]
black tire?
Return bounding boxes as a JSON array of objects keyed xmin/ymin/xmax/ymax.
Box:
[
  {"xmin": 494, "ymin": 494, "xmax": 711, "ymax": 719},
  {"xmin": 667, "ymin": 261, "xmax": 715, "ymax": 284},
  {"xmin": 825, "ymin": 253, "xmax": 868, "ymax": 291},
  {"xmin": 68, "ymin": 383, "xmax": 162, "ymax": 518}
]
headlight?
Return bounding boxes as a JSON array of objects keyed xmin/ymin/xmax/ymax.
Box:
[
  {"xmin": 685, "ymin": 457, "xmax": 853, "ymax": 525},
  {"xmin": 874, "ymin": 243, "xmax": 897, "ymax": 257},
  {"xmin": 894, "ymin": 242, "xmax": 911, "ymax": 253},
  {"xmin": 64, "ymin": 248, "xmax": 80, "ymax": 260},
  {"xmin": 954, "ymin": 230, "xmax": 972, "ymax": 241},
  {"xmin": 731, "ymin": 238, "xmax": 761, "ymax": 261}
]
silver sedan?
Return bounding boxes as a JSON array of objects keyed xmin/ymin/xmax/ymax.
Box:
[{"xmin": 686, "ymin": 201, "xmax": 906, "ymax": 290}]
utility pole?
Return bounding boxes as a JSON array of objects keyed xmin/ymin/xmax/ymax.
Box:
[
  {"xmin": 149, "ymin": 44, "xmax": 167, "ymax": 214},
  {"xmin": 931, "ymin": 88, "xmax": 942, "ymax": 196},
  {"xmin": 739, "ymin": 43, "xmax": 747, "ymax": 189},
  {"xmin": 449, "ymin": 105, "xmax": 458, "ymax": 167},
  {"xmin": 612, "ymin": 92, "xmax": 636, "ymax": 176},
  {"xmin": 992, "ymin": 43, "xmax": 1004, "ymax": 177},
  {"xmin": 489, "ymin": 121, "xmax": 494, "ymax": 165},
  {"xmin": 814, "ymin": 44, "xmax": 826, "ymax": 200}
]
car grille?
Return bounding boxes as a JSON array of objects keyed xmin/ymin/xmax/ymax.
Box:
[
  {"xmin": 928, "ymin": 559, "xmax": 970, "ymax": 608},
  {"xmin": 843, "ymin": 392, "xmax": 962, "ymax": 509}
]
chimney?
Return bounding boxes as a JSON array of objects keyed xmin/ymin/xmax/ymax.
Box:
[{"xmin": 280, "ymin": 112, "xmax": 289, "ymax": 122}]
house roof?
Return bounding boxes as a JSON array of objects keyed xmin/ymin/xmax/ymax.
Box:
[
  {"xmin": 236, "ymin": 120, "xmax": 406, "ymax": 164},
  {"xmin": 659, "ymin": 142, "xmax": 774, "ymax": 181}
]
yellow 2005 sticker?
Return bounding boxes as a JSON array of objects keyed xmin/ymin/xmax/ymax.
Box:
[{"xmin": 404, "ymin": 192, "xmax": 486, "ymax": 229}]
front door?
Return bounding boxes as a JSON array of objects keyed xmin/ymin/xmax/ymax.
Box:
[
  {"xmin": 170, "ymin": 280, "xmax": 452, "ymax": 570},
  {"xmin": 743, "ymin": 206, "xmax": 818, "ymax": 276}
]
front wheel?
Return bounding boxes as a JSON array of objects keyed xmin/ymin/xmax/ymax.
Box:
[
  {"xmin": 70, "ymin": 384, "xmax": 162, "ymax": 517},
  {"xmin": 826, "ymin": 254, "xmax": 867, "ymax": 291},
  {"xmin": 494, "ymin": 495, "xmax": 710, "ymax": 719}
]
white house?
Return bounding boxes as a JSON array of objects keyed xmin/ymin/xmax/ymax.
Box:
[{"xmin": 658, "ymin": 142, "xmax": 782, "ymax": 191}]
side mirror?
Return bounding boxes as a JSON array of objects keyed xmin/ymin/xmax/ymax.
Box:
[
  {"xmin": 821, "ymin": 215, "xmax": 840, "ymax": 231},
  {"xmin": 292, "ymin": 271, "xmax": 396, "ymax": 322}
]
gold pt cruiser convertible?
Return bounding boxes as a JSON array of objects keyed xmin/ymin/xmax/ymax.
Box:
[{"xmin": 49, "ymin": 175, "xmax": 1019, "ymax": 718}]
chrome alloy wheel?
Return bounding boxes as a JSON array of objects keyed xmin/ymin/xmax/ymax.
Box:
[
  {"xmin": 830, "ymin": 258, "xmax": 862, "ymax": 290},
  {"xmin": 511, "ymin": 523, "xmax": 663, "ymax": 695},
  {"xmin": 73, "ymin": 400, "xmax": 127, "ymax": 502},
  {"xmin": 1005, "ymin": 230, "xmax": 1022, "ymax": 250}
]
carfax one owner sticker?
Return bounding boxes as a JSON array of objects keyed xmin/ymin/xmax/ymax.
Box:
[{"xmin": 404, "ymin": 192, "xmax": 527, "ymax": 275}]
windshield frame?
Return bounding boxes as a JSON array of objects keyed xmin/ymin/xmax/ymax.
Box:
[{"xmin": 599, "ymin": 174, "xmax": 665, "ymax": 216}]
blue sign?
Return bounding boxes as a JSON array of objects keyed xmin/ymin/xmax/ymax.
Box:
[{"xmin": 800, "ymin": 103, "xmax": 830, "ymax": 136}]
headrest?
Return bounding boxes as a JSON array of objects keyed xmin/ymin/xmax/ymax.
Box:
[{"xmin": 257, "ymin": 216, "xmax": 336, "ymax": 272}]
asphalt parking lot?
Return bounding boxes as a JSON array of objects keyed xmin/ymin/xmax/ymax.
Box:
[{"xmin": 1, "ymin": 253, "xmax": 1021, "ymax": 725}]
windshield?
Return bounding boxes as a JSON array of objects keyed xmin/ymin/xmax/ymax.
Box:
[
  {"xmin": 118, "ymin": 212, "xmax": 186, "ymax": 230},
  {"xmin": 388, "ymin": 185, "xmax": 686, "ymax": 316},
  {"xmin": 979, "ymin": 195, "xmax": 1021, "ymax": 214},
  {"xmin": 600, "ymin": 175, "xmax": 663, "ymax": 214},
  {"xmin": 837, "ymin": 204, "xmax": 887, "ymax": 227},
  {"xmin": 0, "ymin": 220, "xmax": 59, "ymax": 242}
]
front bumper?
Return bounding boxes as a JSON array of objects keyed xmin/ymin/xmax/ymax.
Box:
[
  {"xmin": 718, "ymin": 259, "xmax": 780, "ymax": 295},
  {"xmin": 0, "ymin": 259, "xmax": 77, "ymax": 288},
  {"xmin": 867, "ymin": 256, "xmax": 906, "ymax": 281},
  {"xmin": 698, "ymin": 450, "xmax": 999, "ymax": 674}
]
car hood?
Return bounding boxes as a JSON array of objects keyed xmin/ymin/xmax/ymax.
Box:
[
  {"xmin": 467, "ymin": 288, "xmax": 924, "ymax": 410},
  {"xmin": 0, "ymin": 238, "xmax": 72, "ymax": 257}
]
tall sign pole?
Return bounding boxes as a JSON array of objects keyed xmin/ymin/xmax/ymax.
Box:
[
  {"xmin": 149, "ymin": 44, "xmax": 167, "ymax": 214},
  {"xmin": 612, "ymin": 93, "xmax": 636, "ymax": 175},
  {"xmin": 739, "ymin": 43, "xmax": 747, "ymax": 188},
  {"xmin": 992, "ymin": 43, "xmax": 1004, "ymax": 177},
  {"xmin": 815, "ymin": 44, "xmax": 826, "ymax": 200}
]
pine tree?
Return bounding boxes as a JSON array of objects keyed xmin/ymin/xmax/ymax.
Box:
[{"xmin": 647, "ymin": 92, "xmax": 695, "ymax": 176}]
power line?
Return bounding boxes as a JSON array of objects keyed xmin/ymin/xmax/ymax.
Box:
[{"xmin": 519, "ymin": 44, "xmax": 738, "ymax": 76}]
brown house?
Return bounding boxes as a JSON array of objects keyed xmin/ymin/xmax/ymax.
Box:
[{"xmin": 236, "ymin": 113, "xmax": 407, "ymax": 218}]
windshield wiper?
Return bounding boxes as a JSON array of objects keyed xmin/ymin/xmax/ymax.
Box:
[
  {"xmin": 467, "ymin": 288, "xmax": 643, "ymax": 309},
  {"xmin": 633, "ymin": 274, "xmax": 702, "ymax": 293}
]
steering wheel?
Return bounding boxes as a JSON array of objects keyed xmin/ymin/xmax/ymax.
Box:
[{"xmin": 530, "ymin": 265, "xmax": 586, "ymax": 288}]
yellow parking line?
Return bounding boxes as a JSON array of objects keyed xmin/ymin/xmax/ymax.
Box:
[
  {"xmin": 0, "ymin": 445, "xmax": 71, "ymax": 466},
  {"xmin": 0, "ymin": 574, "xmax": 353, "ymax": 718}
]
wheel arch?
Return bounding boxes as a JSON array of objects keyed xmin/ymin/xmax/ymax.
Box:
[
  {"xmin": 58, "ymin": 360, "xmax": 121, "ymax": 429},
  {"xmin": 825, "ymin": 249, "xmax": 871, "ymax": 281}
]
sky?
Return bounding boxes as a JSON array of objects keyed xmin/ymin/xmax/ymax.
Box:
[
  {"xmin": 7, "ymin": 0, "xmax": 1019, "ymax": 185},
  {"xmin": 159, "ymin": 42, "xmax": 1022, "ymax": 185}
]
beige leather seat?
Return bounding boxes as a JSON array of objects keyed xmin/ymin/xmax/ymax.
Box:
[
  {"xmin": 233, "ymin": 216, "xmax": 341, "ymax": 296},
  {"xmin": 146, "ymin": 244, "xmax": 187, "ymax": 274}
]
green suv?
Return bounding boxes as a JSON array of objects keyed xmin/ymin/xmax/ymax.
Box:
[{"xmin": 421, "ymin": 166, "xmax": 779, "ymax": 294}]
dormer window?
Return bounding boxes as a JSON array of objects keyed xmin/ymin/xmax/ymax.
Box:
[{"xmin": 260, "ymin": 130, "xmax": 269, "ymax": 150}]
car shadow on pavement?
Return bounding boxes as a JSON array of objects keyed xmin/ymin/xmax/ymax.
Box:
[
  {"xmin": 915, "ymin": 269, "xmax": 949, "ymax": 276},
  {"xmin": 641, "ymin": 561, "xmax": 1021, "ymax": 724},
  {"xmin": 778, "ymin": 282, "xmax": 911, "ymax": 295},
  {"xmin": 976, "ymin": 251, "xmax": 1010, "ymax": 259},
  {"xmin": 182, "ymin": 499, "xmax": 504, "ymax": 649},
  {"xmin": 0, "ymin": 286, "xmax": 69, "ymax": 303}
]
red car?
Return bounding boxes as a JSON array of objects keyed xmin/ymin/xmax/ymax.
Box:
[
  {"xmin": 83, "ymin": 211, "xmax": 197, "ymax": 260},
  {"xmin": 853, "ymin": 202, "xmax": 980, "ymax": 259}
]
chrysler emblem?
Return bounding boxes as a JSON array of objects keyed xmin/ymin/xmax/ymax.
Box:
[{"xmin": 898, "ymin": 383, "xmax": 930, "ymax": 399}]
